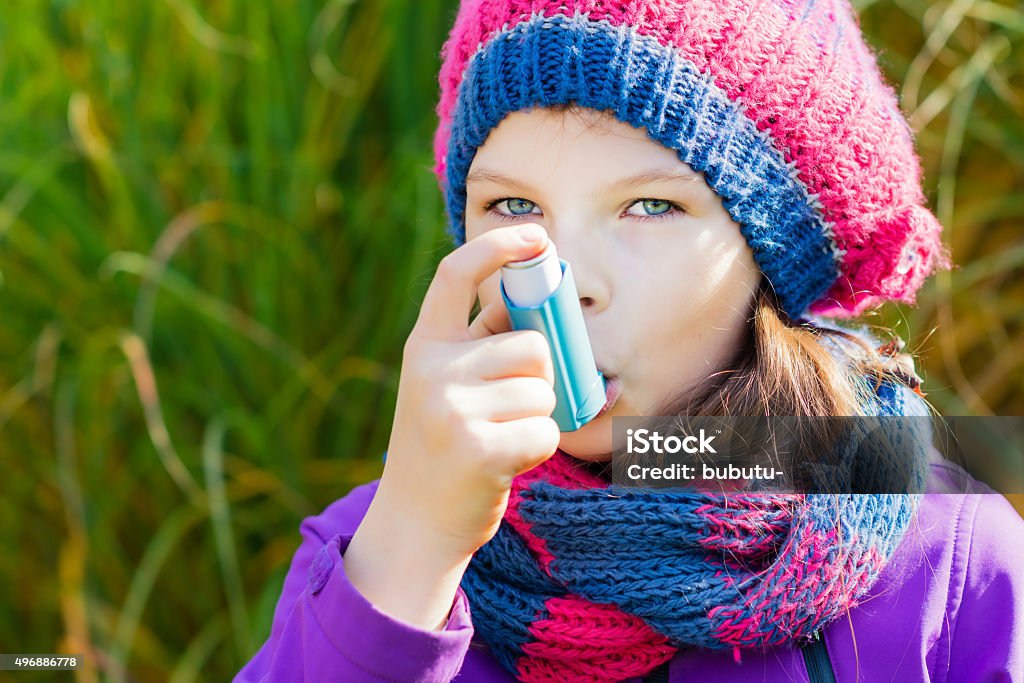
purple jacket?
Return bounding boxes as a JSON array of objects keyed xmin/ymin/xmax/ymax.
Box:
[{"xmin": 235, "ymin": 455, "xmax": 1024, "ymax": 682}]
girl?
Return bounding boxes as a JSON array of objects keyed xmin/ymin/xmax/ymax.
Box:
[{"xmin": 236, "ymin": 1, "xmax": 1024, "ymax": 681}]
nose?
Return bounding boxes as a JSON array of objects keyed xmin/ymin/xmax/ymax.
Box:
[{"xmin": 545, "ymin": 225, "xmax": 609, "ymax": 315}]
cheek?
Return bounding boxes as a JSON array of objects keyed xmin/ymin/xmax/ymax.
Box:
[
  {"xmin": 674, "ymin": 235, "xmax": 758, "ymax": 319},
  {"xmin": 621, "ymin": 235, "xmax": 757, "ymax": 413}
]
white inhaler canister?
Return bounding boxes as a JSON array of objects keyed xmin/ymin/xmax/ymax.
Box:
[{"xmin": 500, "ymin": 242, "xmax": 607, "ymax": 432}]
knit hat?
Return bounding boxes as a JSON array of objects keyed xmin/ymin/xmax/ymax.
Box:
[{"xmin": 433, "ymin": 0, "xmax": 952, "ymax": 320}]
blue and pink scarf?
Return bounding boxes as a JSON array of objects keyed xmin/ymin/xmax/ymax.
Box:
[{"xmin": 461, "ymin": 380, "xmax": 927, "ymax": 682}]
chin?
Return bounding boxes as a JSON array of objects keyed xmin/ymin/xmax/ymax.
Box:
[{"xmin": 557, "ymin": 413, "xmax": 614, "ymax": 462}]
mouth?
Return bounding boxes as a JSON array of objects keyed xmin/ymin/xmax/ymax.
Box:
[{"xmin": 594, "ymin": 372, "xmax": 621, "ymax": 420}]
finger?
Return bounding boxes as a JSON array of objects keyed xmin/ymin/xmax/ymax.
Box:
[
  {"xmin": 463, "ymin": 329, "xmax": 554, "ymax": 386},
  {"xmin": 467, "ymin": 300, "xmax": 513, "ymax": 341},
  {"xmin": 484, "ymin": 416, "xmax": 562, "ymax": 475},
  {"xmin": 462, "ymin": 376, "xmax": 556, "ymax": 422},
  {"xmin": 413, "ymin": 223, "xmax": 548, "ymax": 341}
]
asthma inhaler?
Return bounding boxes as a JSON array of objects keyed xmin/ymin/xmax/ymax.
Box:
[{"xmin": 500, "ymin": 242, "xmax": 607, "ymax": 432}]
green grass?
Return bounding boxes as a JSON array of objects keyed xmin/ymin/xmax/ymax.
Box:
[{"xmin": 0, "ymin": 0, "xmax": 1021, "ymax": 680}]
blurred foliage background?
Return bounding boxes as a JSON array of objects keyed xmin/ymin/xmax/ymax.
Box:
[{"xmin": 0, "ymin": 0, "xmax": 1020, "ymax": 680}]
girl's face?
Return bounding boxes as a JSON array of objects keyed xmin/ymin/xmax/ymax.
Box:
[{"xmin": 465, "ymin": 108, "xmax": 761, "ymax": 462}]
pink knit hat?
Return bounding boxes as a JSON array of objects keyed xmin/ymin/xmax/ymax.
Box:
[{"xmin": 432, "ymin": 0, "xmax": 952, "ymax": 319}]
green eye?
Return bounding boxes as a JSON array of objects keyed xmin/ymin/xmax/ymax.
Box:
[
  {"xmin": 627, "ymin": 199, "xmax": 673, "ymax": 217},
  {"xmin": 503, "ymin": 198, "xmax": 538, "ymax": 215}
]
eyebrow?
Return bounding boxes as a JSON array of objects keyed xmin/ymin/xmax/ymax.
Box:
[{"xmin": 465, "ymin": 167, "xmax": 703, "ymax": 196}]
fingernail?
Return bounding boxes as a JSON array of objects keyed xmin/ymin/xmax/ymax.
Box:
[{"xmin": 517, "ymin": 224, "xmax": 546, "ymax": 244}]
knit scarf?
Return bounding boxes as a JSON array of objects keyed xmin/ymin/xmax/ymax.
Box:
[{"xmin": 460, "ymin": 379, "xmax": 928, "ymax": 682}]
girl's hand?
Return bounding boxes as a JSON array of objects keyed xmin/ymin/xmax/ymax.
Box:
[{"xmin": 378, "ymin": 223, "xmax": 560, "ymax": 560}]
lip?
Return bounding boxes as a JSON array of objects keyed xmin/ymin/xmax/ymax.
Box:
[{"xmin": 594, "ymin": 373, "xmax": 621, "ymax": 420}]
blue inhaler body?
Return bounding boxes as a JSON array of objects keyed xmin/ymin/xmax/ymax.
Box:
[{"xmin": 500, "ymin": 242, "xmax": 607, "ymax": 432}]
